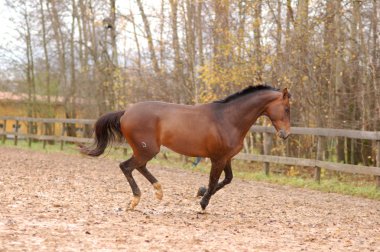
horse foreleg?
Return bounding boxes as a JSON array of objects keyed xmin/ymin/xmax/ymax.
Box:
[
  {"xmin": 213, "ymin": 159, "xmax": 233, "ymax": 193},
  {"xmin": 137, "ymin": 165, "xmax": 163, "ymax": 200},
  {"xmin": 200, "ymin": 159, "xmax": 225, "ymax": 210},
  {"xmin": 197, "ymin": 159, "xmax": 233, "ymax": 197},
  {"xmin": 119, "ymin": 158, "xmax": 143, "ymax": 209}
]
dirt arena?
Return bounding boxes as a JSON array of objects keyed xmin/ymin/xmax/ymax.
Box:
[{"xmin": 0, "ymin": 147, "xmax": 379, "ymax": 251}]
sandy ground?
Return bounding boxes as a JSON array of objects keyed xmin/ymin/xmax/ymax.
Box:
[{"xmin": 0, "ymin": 147, "xmax": 379, "ymax": 252}]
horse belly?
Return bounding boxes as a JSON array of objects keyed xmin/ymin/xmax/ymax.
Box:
[
  {"xmin": 160, "ymin": 127, "xmax": 210, "ymax": 157},
  {"xmin": 165, "ymin": 141, "xmax": 204, "ymax": 157},
  {"xmin": 151, "ymin": 104, "xmax": 216, "ymax": 157}
]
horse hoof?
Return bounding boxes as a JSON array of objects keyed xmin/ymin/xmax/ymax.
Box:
[
  {"xmin": 153, "ymin": 182, "xmax": 163, "ymax": 200},
  {"xmin": 200, "ymin": 200, "xmax": 208, "ymax": 210},
  {"xmin": 196, "ymin": 186, "xmax": 207, "ymax": 197},
  {"xmin": 129, "ymin": 195, "xmax": 141, "ymax": 209}
]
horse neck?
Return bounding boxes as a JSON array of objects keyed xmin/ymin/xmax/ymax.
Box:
[{"xmin": 223, "ymin": 91, "xmax": 279, "ymax": 135}]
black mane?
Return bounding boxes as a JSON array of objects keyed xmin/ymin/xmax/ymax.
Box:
[{"xmin": 213, "ymin": 85, "xmax": 280, "ymax": 103}]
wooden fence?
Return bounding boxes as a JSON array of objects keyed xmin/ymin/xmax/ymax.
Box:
[
  {"xmin": 238, "ymin": 126, "xmax": 380, "ymax": 188},
  {"xmin": 1, "ymin": 116, "xmax": 379, "ymax": 188}
]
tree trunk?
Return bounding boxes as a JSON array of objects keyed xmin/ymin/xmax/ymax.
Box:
[
  {"xmin": 196, "ymin": 0, "xmax": 204, "ymax": 67},
  {"xmin": 136, "ymin": 0, "xmax": 161, "ymax": 75},
  {"xmin": 253, "ymin": 0, "xmax": 262, "ymax": 81},
  {"xmin": 66, "ymin": 0, "xmax": 78, "ymax": 137},
  {"xmin": 169, "ymin": 0, "xmax": 187, "ymax": 103},
  {"xmin": 48, "ymin": 0, "xmax": 67, "ymax": 92},
  {"xmin": 110, "ymin": 0, "xmax": 117, "ymax": 65},
  {"xmin": 159, "ymin": 0, "xmax": 166, "ymax": 69},
  {"xmin": 39, "ymin": 0, "xmax": 53, "ymax": 118},
  {"xmin": 333, "ymin": 0, "xmax": 344, "ymax": 162},
  {"xmin": 213, "ymin": 0, "xmax": 229, "ymax": 65},
  {"xmin": 130, "ymin": 10, "xmax": 142, "ymax": 75},
  {"xmin": 185, "ymin": 0, "xmax": 196, "ymax": 103},
  {"xmin": 79, "ymin": 0, "xmax": 90, "ymax": 73},
  {"xmin": 371, "ymin": 0, "xmax": 379, "ymax": 130},
  {"xmin": 195, "ymin": 0, "xmax": 204, "ymax": 103},
  {"xmin": 24, "ymin": 7, "xmax": 36, "ymax": 119}
]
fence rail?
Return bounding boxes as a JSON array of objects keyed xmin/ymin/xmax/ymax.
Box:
[
  {"xmin": 1, "ymin": 116, "xmax": 379, "ymax": 188},
  {"xmin": 252, "ymin": 126, "xmax": 380, "ymax": 140}
]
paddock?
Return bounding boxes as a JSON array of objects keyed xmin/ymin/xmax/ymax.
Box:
[{"xmin": 0, "ymin": 147, "xmax": 379, "ymax": 251}]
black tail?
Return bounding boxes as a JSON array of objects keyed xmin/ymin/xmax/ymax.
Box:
[{"xmin": 80, "ymin": 110, "xmax": 125, "ymax": 157}]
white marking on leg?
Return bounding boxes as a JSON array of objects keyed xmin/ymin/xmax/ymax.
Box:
[
  {"xmin": 153, "ymin": 182, "xmax": 163, "ymax": 200},
  {"xmin": 129, "ymin": 195, "xmax": 141, "ymax": 210}
]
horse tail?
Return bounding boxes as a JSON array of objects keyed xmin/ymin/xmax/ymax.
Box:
[{"xmin": 80, "ymin": 110, "xmax": 125, "ymax": 157}]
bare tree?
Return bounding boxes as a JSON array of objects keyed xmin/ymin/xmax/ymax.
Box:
[
  {"xmin": 136, "ymin": 0, "xmax": 161, "ymax": 75},
  {"xmin": 169, "ymin": 0, "xmax": 187, "ymax": 102}
]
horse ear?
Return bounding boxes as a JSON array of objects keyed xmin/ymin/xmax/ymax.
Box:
[{"xmin": 282, "ymin": 88, "xmax": 289, "ymax": 99}]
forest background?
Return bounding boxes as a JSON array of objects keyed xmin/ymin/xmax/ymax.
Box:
[{"xmin": 0, "ymin": 0, "xmax": 379, "ymax": 165}]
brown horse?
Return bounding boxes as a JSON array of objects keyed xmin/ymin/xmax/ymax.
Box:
[{"xmin": 81, "ymin": 85, "xmax": 291, "ymax": 210}]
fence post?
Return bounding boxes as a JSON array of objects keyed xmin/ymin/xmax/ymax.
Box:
[
  {"xmin": 314, "ymin": 136, "xmax": 323, "ymax": 183},
  {"xmin": 43, "ymin": 122, "xmax": 47, "ymax": 149},
  {"xmin": 2, "ymin": 119, "xmax": 6, "ymax": 144},
  {"xmin": 60, "ymin": 122, "xmax": 66, "ymax": 150},
  {"xmin": 263, "ymin": 132, "xmax": 272, "ymax": 176},
  {"xmin": 14, "ymin": 120, "xmax": 19, "ymax": 146},
  {"xmin": 376, "ymin": 140, "xmax": 380, "ymax": 189},
  {"xmin": 28, "ymin": 121, "xmax": 32, "ymax": 147}
]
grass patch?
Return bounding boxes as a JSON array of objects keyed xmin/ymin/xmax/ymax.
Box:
[
  {"xmin": 2, "ymin": 139, "xmax": 379, "ymax": 200},
  {"xmin": 1, "ymin": 139, "xmax": 81, "ymax": 155},
  {"xmin": 233, "ymin": 170, "xmax": 380, "ymax": 200}
]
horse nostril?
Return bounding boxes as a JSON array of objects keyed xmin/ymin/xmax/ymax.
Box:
[{"xmin": 278, "ymin": 129, "xmax": 289, "ymax": 140}]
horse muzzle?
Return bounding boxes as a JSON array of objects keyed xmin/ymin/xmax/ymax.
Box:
[{"xmin": 278, "ymin": 129, "xmax": 290, "ymax": 140}]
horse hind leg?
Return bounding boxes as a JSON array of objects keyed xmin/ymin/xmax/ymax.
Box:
[
  {"xmin": 119, "ymin": 157, "xmax": 146, "ymax": 209},
  {"xmin": 120, "ymin": 138, "xmax": 161, "ymax": 209},
  {"xmin": 137, "ymin": 165, "xmax": 163, "ymax": 200},
  {"xmin": 133, "ymin": 139, "xmax": 162, "ymax": 201}
]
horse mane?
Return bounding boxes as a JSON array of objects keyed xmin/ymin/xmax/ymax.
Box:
[{"xmin": 213, "ymin": 84, "xmax": 280, "ymax": 103}]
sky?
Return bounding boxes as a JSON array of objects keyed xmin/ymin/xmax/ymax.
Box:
[
  {"xmin": 0, "ymin": 0, "xmax": 21, "ymax": 76},
  {"xmin": 0, "ymin": 0, "xmax": 163, "ymax": 68},
  {"xmin": 0, "ymin": 1, "xmax": 13, "ymax": 37},
  {"xmin": 0, "ymin": 1, "xmax": 18, "ymax": 49}
]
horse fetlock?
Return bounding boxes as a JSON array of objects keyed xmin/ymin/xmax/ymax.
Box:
[
  {"xmin": 153, "ymin": 182, "xmax": 163, "ymax": 200},
  {"xmin": 196, "ymin": 186, "xmax": 207, "ymax": 197},
  {"xmin": 129, "ymin": 195, "xmax": 141, "ymax": 210}
]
